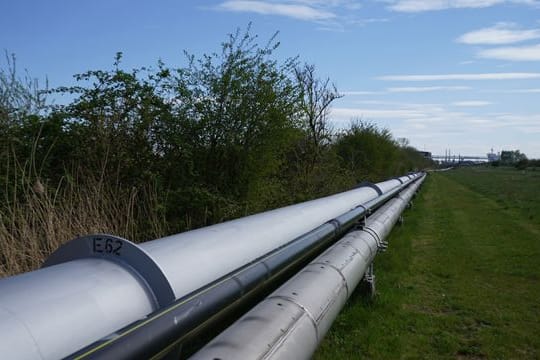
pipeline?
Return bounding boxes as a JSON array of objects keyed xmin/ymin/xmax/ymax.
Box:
[
  {"xmin": 190, "ymin": 174, "xmax": 425, "ymax": 360},
  {"xmin": 0, "ymin": 173, "xmax": 421, "ymax": 360},
  {"xmin": 64, "ymin": 174, "xmax": 423, "ymax": 360}
]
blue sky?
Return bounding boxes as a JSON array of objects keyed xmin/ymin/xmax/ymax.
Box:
[{"xmin": 2, "ymin": 0, "xmax": 540, "ymax": 158}]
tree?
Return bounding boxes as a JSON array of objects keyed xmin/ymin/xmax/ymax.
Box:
[
  {"xmin": 0, "ymin": 51, "xmax": 47, "ymax": 128},
  {"xmin": 174, "ymin": 25, "xmax": 300, "ymax": 214},
  {"xmin": 278, "ymin": 64, "xmax": 344, "ymax": 201},
  {"xmin": 50, "ymin": 53, "xmax": 171, "ymax": 186},
  {"xmin": 294, "ymin": 63, "xmax": 342, "ymax": 155},
  {"xmin": 501, "ymin": 150, "xmax": 527, "ymax": 165},
  {"xmin": 334, "ymin": 120, "xmax": 399, "ymax": 181}
]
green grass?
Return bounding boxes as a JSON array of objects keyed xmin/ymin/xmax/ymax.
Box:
[
  {"xmin": 444, "ymin": 166, "xmax": 540, "ymax": 229},
  {"xmin": 314, "ymin": 166, "xmax": 540, "ymax": 359}
]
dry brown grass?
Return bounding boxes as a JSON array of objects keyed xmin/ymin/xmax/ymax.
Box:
[{"xmin": 0, "ymin": 154, "xmax": 167, "ymax": 278}]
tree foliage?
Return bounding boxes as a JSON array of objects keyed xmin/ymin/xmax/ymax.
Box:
[{"xmin": 1, "ymin": 26, "xmax": 433, "ymax": 242}]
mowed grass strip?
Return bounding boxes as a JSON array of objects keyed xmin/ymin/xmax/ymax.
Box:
[
  {"xmin": 445, "ymin": 167, "xmax": 540, "ymax": 231},
  {"xmin": 315, "ymin": 169, "xmax": 540, "ymax": 359}
]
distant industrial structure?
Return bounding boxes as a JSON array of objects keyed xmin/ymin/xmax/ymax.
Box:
[
  {"xmin": 429, "ymin": 149, "xmax": 488, "ymax": 164},
  {"xmin": 423, "ymin": 148, "xmax": 526, "ymax": 166},
  {"xmin": 479, "ymin": 148, "xmax": 526, "ymax": 164},
  {"xmin": 487, "ymin": 148, "xmax": 500, "ymax": 162}
]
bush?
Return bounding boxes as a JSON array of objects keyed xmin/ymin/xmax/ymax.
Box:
[{"xmin": 1, "ymin": 27, "xmax": 432, "ymax": 277}]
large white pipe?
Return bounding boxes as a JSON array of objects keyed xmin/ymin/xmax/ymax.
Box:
[
  {"xmin": 0, "ymin": 175, "xmax": 418, "ymax": 360},
  {"xmin": 190, "ymin": 175, "xmax": 425, "ymax": 360},
  {"xmin": 139, "ymin": 178, "xmax": 404, "ymax": 299}
]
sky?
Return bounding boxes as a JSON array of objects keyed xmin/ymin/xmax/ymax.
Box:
[{"xmin": 1, "ymin": 0, "xmax": 540, "ymax": 158}]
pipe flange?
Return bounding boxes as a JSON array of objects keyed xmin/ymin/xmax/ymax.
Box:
[{"xmin": 43, "ymin": 234, "xmax": 175, "ymax": 309}]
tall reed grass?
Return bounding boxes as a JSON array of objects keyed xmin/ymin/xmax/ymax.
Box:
[{"xmin": 0, "ymin": 152, "xmax": 167, "ymax": 277}]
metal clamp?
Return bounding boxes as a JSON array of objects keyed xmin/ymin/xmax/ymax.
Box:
[{"xmin": 360, "ymin": 225, "xmax": 387, "ymax": 252}]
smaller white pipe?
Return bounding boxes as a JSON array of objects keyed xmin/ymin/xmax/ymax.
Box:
[{"xmin": 190, "ymin": 175, "xmax": 425, "ymax": 360}]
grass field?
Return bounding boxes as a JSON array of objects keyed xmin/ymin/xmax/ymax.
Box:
[{"xmin": 314, "ymin": 166, "xmax": 540, "ymax": 359}]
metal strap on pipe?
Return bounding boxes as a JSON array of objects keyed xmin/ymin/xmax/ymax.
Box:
[{"xmin": 354, "ymin": 181, "xmax": 383, "ymax": 195}]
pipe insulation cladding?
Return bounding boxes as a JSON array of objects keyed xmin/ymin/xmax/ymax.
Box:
[
  {"xmin": 190, "ymin": 175, "xmax": 425, "ymax": 360},
  {"xmin": 0, "ymin": 174, "xmax": 420, "ymax": 360}
]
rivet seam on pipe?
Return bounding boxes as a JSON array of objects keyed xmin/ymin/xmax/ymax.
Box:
[
  {"xmin": 353, "ymin": 231, "xmax": 379, "ymax": 257},
  {"xmin": 260, "ymin": 309, "xmax": 311, "ymax": 360},
  {"xmin": 348, "ymin": 243, "xmax": 371, "ymax": 260},
  {"xmin": 338, "ymin": 240, "xmax": 363, "ymax": 258},
  {"xmin": 311, "ymin": 262, "xmax": 350, "ymax": 299},
  {"xmin": 314, "ymin": 286, "xmax": 346, "ymax": 328},
  {"xmin": 343, "ymin": 233, "xmax": 376, "ymax": 258},
  {"xmin": 337, "ymin": 235, "xmax": 367, "ymax": 258},
  {"xmin": 267, "ymin": 295, "xmax": 319, "ymax": 339}
]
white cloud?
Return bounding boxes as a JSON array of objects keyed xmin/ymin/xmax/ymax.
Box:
[
  {"xmin": 355, "ymin": 100, "xmax": 390, "ymax": 105},
  {"xmin": 388, "ymin": 0, "xmax": 503, "ymax": 12},
  {"xmin": 378, "ymin": 72, "xmax": 540, "ymax": 81},
  {"xmin": 506, "ymin": 88, "xmax": 540, "ymax": 93},
  {"xmin": 349, "ymin": 17, "xmax": 390, "ymax": 26},
  {"xmin": 457, "ymin": 23, "xmax": 540, "ymax": 45},
  {"xmin": 329, "ymin": 102, "xmax": 540, "ymax": 157},
  {"xmin": 386, "ymin": 0, "xmax": 540, "ymax": 12},
  {"xmin": 478, "ymin": 44, "xmax": 540, "ymax": 61},
  {"xmin": 341, "ymin": 90, "xmax": 385, "ymax": 95},
  {"xmin": 295, "ymin": 0, "xmax": 362, "ymax": 9},
  {"xmin": 387, "ymin": 86, "xmax": 471, "ymax": 92},
  {"xmin": 332, "ymin": 107, "xmax": 427, "ymax": 119},
  {"xmin": 341, "ymin": 86, "xmax": 471, "ymax": 95},
  {"xmin": 452, "ymin": 100, "xmax": 492, "ymax": 106},
  {"xmin": 216, "ymin": 1, "xmax": 385, "ymax": 30},
  {"xmin": 517, "ymin": 125, "xmax": 540, "ymax": 133},
  {"xmin": 217, "ymin": 1, "xmax": 336, "ymax": 20}
]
